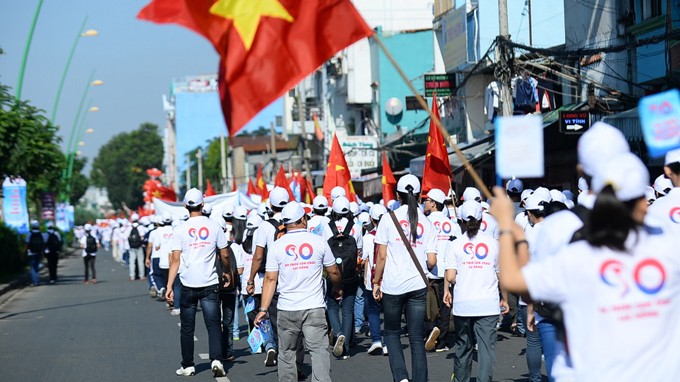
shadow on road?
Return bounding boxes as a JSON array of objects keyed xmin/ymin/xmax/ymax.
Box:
[{"xmin": 0, "ymin": 292, "xmax": 145, "ymax": 320}]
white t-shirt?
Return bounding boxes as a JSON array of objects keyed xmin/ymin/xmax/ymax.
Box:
[
  {"xmin": 79, "ymin": 234, "xmax": 99, "ymax": 257},
  {"xmin": 362, "ymin": 231, "xmax": 376, "ymax": 290},
  {"xmin": 148, "ymin": 225, "xmax": 172, "ymax": 260},
  {"xmin": 322, "ymin": 217, "xmax": 363, "ymax": 251},
  {"xmin": 307, "ymin": 214, "xmax": 330, "ymax": 237},
  {"xmin": 531, "ymin": 209, "xmax": 584, "ymax": 264},
  {"xmin": 157, "ymin": 226, "xmax": 174, "ymax": 269},
  {"xmin": 265, "ymin": 228, "xmax": 336, "ymax": 311},
  {"xmin": 427, "ymin": 210, "xmax": 462, "ymax": 278},
  {"xmin": 446, "ymin": 231, "xmax": 500, "ymax": 316},
  {"xmin": 522, "ymin": 233, "xmax": 680, "ymax": 381},
  {"xmin": 374, "ymin": 205, "xmax": 437, "ymax": 295},
  {"xmin": 646, "ymin": 187, "xmax": 680, "ymax": 233},
  {"xmin": 515, "ymin": 211, "xmax": 530, "ymax": 231},
  {"xmin": 480, "ymin": 212, "xmax": 500, "ymax": 239},
  {"xmin": 171, "ymin": 216, "xmax": 228, "ymax": 288},
  {"xmin": 253, "ymin": 213, "xmax": 281, "ymax": 251},
  {"xmin": 241, "ymin": 245, "xmax": 264, "ymax": 295}
]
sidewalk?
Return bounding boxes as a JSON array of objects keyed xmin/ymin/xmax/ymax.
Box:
[{"xmin": 0, "ymin": 246, "xmax": 79, "ymax": 298}]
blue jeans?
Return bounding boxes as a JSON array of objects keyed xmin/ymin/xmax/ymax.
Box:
[
  {"xmin": 220, "ymin": 293, "xmax": 236, "ymax": 359},
  {"xmin": 179, "ymin": 284, "xmax": 222, "ymax": 367},
  {"xmin": 519, "ymin": 305, "xmax": 542, "ymax": 382},
  {"xmin": 28, "ymin": 254, "xmax": 41, "ymax": 285},
  {"xmin": 354, "ymin": 283, "xmax": 366, "ymax": 329},
  {"xmin": 149, "ymin": 258, "xmax": 163, "ymax": 290},
  {"xmin": 173, "ymin": 277, "xmax": 182, "ymax": 309},
  {"xmin": 326, "ymin": 282, "xmax": 357, "ymax": 355},
  {"xmin": 365, "ymin": 288, "xmax": 383, "ymax": 344},
  {"xmin": 537, "ymin": 320, "xmax": 558, "ymax": 382},
  {"xmin": 383, "ymin": 288, "xmax": 428, "ymax": 382}
]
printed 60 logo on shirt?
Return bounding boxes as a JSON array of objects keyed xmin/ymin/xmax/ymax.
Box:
[
  {"xmin": 285, "ymin": 243, "xmax": 314, "ymax": 261},
  {"xmin": 398, "ymin": 219, "xmax": 424, "ymax": 239},
  {"xmin": 600, "ymin": 258, "xmax": 666, "ymax": 297},
  {"xmin": 433, "ymin": 221, "xmax": 454, "ymax": 234},
  {"xmin": 188, "ymin": 227, "xmax": 210, "ymax": 241},
  {"xmin": 463, "ymin": 242, "xmax": 489, "ymax": 260}
]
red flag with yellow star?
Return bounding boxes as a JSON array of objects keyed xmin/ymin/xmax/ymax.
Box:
[
  {"xmin": 247, "ymin": 178, "xmax": 258, "ymax": 197},
  {"xmin": 322, "ymin": 133, "xmax": 356, "ymax": 202},
  {"xmin": 421, "ymin": 93, "xmax": 452, "ymax": 195},
  {"xmin": 275, "ymin": 165, "xmax": 296, "ymax": 201},
  {"xmin": 138, "ymin": 0, "xmax": 373, "ymax": 136},
  {"xmin": 381, "ymin": 152, "xmax": 396, "ymax": 202},
  {"xmin": 256, "ymin": 164, "xmax": 269, "ymax": 199}
]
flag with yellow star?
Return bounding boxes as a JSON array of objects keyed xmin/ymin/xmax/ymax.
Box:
[
  {"xmin": 138, "ymin": 0, "xmax": 373, "ymax": 136},
  {"xmin": 322, "ymin": 133, "xmax": 356, "ymax": 202},
  {"xmin": 422, "ymin": 93, "xmax": 452, "ymax": 195},
  {"xmin": 381, "ymin": 152, "xmax": 396, "ymax": 203}
]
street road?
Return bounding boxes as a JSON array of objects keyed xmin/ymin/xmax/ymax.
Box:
[{"xmin": 0, "ymin": 248, "xmax": 545, "ymax": 381}]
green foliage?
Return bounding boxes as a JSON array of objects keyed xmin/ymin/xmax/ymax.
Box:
[
  {"xmin": 69, "ymin": 157, "xmax": 89, "ymax": 203},
  {"xmin": 74, "ymin": 205, "xmax": 100, "ymax": 226},
  {"xmin": 0, "ymin": 222, "xmax": 25, "ymax": 278},
  {"xmin": 91, "ymin": 122, "xmax": 163, "ymax": 209}
]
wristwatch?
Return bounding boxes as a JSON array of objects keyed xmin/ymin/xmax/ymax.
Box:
[{"xmin": 258, "ymin": 307, "xmax": 268, "ymax": 313}]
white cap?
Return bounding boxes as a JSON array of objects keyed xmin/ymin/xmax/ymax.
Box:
[
  {"xmin": 358, "ymin": 212, "xmax": 370, "ymax": 226},
  {"xmin": 201, "ymin": 203, "xmax": 213, "ymax": 215},
  {"xmin": 246, "ymin": 213, "xmax": 263, "ymax": 229},
  {"xmin": 549, "ymin": 189, "xmax": 567, "ymax": 204},
  {"xmin": 349, "ymin": 201, "xmax": 359, "ymax": 215},
  {"xmin": 459, "ymin": 200, "xmax": 483, "ymax": 221},
  {"xmin": 257, "ymin": 203, "xmax": 269, "ymax": 219},
  {"xmin": 386, "ymin": 200, "xmax": 397, "ymax": 210},
  {"xmin": 312, "ymin": 195, "xmax": 328, "ymax": 210},
  {"xmin": 565, "ymin": 199, "xmax": 575, "ymax": 209},
  {"xmin": 183, "ymin": 188, "xmax": 204, "ymax": 206},
  {"xmin": 162, "ymin": 213, "xmax": 172, "ymax": 223},
  {"xmin": 653, "ymin": 174, "xmax": 673, "ymax": 196},
  {"xmin": 330, "ymin": 186, "xmax": 347, "ymax": 201},
  {"xmin": 506, "ymin": 179, "xmax": 524, "ymax": 193},
  {"xmin": 396, "ymin": 174, "xmax": 421, "ymax": 194},
  {"xmin": 222, "ymin": 203, "xmax": 235, "ymax": 218},
  {"xmin": 369, "ymin": 204, "xmax": 387, "ymax": 221},
  {"xmin": 592, "ymin": 152, "xmax": 649, "ymax": 201},
  {"xmin": 84, "ymin": 223, "xmax": 92, "ymax": 231},
  {"xmin": 270, "ymin": 187, "xmax": 290, "ymax": 208},
  {"xmin": 233, "ymin": 206, "xmax": 248, "ymax": 220},
  {"xmin": 332, "ymin": 196, "xmax": 350, "ymax": 214},
  {"xmin": 524, "ymin": 193, "xmax": 546, "ymax": 211},
  {"xmin": 139, "ymin": 216, "xmax": 151, "ymax": 226},
  {"xmin": 181, "ymin": 212, "xmax": 189, "ymax": 221},
  {"xmin": 427, "ymin": 188, "xmax": 447, "ymax": 204},
  {"xmin": 532, "ymin": 187, "xmax": 551, "ymax": 203},
  {"xmin": 520, "ymin": 189, "xmax": 534, "ymax": 202},
  {"xmin": 578, "ymin": 122, "xmax": 629, "ymax": 176},
  {"xmin": 665, "ymin": 148, "xmax": 680, "ymax": 165},
  {"xmin": 131, "ymin": 213, "xmax": 139, "ymax": 222},
  {"xmin": 462, "ymin": 187, "xmax": 481, "ymax": 202},
  {"xmin": 481, "ymin": 201, "xmax": 490, "ymax": 211},
  {"xmin": 562, "ymin": 190, "xmax": 575, "ymax": 202},
  {"xmin": 578, "ymin": 177, "xmax": 589, "ymax": 192},
  {"xmin": 645, "ymin": 186, "xmax": 656, "ymax": 202},
  {"xmin": 31, "ymin": 220, "xmax": 40, "ymax": 228},
  {"xmin": 281, "ymin": 201, "xmax": 305, "ymax": 224}
]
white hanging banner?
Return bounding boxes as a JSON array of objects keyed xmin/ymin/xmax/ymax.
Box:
[{"xmin": 495, "ymin": 115, "xmax": 544, "ymax": 179}]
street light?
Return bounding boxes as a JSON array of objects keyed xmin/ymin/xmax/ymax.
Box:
[
  {"xmin": 88, "ymin": 106, "xmax": 100, "ymax": 112},
  {"xmin": 85, "ymin": 128, "xmax": 94, "ymax": 133},
  {"xmin": 15, "ymin": 0, "xmax": 45, "ymax": 100},
  {"xmin": 78, "ymin": 141, "xmax": 85, "ymax": 146},
  {"xmin": 81, "ymin": 29, "xmax": 98, "ymax": 37},
  {"xmin": 90, "ymin": 80, "xmax": 104, "ymax": 86}
]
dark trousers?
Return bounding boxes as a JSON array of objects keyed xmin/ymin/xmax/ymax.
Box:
[
  {"xmin": 220, "ymin": 293, "xmax": 236, "ymax": 359},
  {"xmin": 83, "ymin": 255, "xmax": 96, "ymax": 281},
  {"xmin": 424, "ymin": 279, "xmax": 452, "ymax": 346},
  {"xmin": 46, "ymin": 252, "xmax": 59, "ymax": 282},
  {"xmin": 179, "ymin": 284, "xmax": 222, "ymax": 366},
  {"xmin": 453, "ymin": 315, "xmax": 497, "ymax": 382}
]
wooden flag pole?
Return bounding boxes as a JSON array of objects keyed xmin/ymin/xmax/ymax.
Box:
[{"xmin": 371, "ymin": 34, "xmax": 494, "ymax": 200}]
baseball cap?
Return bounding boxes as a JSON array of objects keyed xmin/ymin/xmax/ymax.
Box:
[
  {"xmin": 459, "ymin": 200, "xmax": 483, "ymax": 221},
  {"xmin": 31, "ymin": 220, "xmax": 40, "ymax": 228},
  {"xmin": 312, "ymin": 195, "xmax": 328, "ymax": 210},
  {"xmin": 665, "ymin": 148, "xmax": 680, "ymax": 165},
  {"xmin": 233, "ymin": 206, "xmax": 248, "ymax": 220},
  {"xmin": 257, "ymin": 203, "xmax": 269, "ymax": 219},
  {"xmin": 532, "ymin": 187, "xmax": 551, "ymax": 203},
  {"xmin": 349, "ymin": 201, "xmax": 359, "ymax": 215},
  {"xmin": 183, "ymin": 188, "xmax": 204, "ymax": 207},
  {"xmin": 332, "ymin": 196, "xmax": 350, "ymax": 214},
  {"xmin": 645, "ymin": 186, "xmax": 656, "ymax": 202},
  {"xmin": 358, "ymin": 212, "xmax": 370, "ymax": 227},
  {"xmin": 578, "ymin": 122, "xmax": 630, "ymax": 176},
  {"xmin": 396, "ymin": 174, "xmax": 421, "ymax": 194},
  {"xmin": 653, "ymin": 174, "xmax": 673, "ymax": 196},
  {"xmin": 549, "ymin": 189, "xmax": 567, "ymax": 204},
  {"xmin": 578, "ymin": 177, "xmax": 589, "ymax": 192},
  {"xmin": 562, "ymin": 190, "xmax": 575, "ymax": 202},
  {"xmin": 246, "ymin": 213, "xmax": 263, "ymax": 229},
  {"xmin": 270, "ymin": 187, "xmax": 290, "ymax": 208},
  {"xmin": 139, "ymin": 216, "xmax": 151, "ymax": 226},
  {"xmin": 181, "ymin": 212, "xmax": 190, "ymax": 221},
  {"xmin": 462, "ymin": 187, "xmax": 482, "ymax": 202},
  {"xmin": 84, "ymin": 223, "xmax": 92, "ymax": 231},
  {"xmin": 520, "ymin": 189, "xmax": 534, "ymax": 202},
  {"xmin": 369, "ymin": 204, "xmax": 387, "ymax": 221},
  {"xmin": 281, "ymin": 201, "xmax": 305, "ymax": 224},
  {"xmin": 330, "ymin": 186, "xmax": 346, "ymax": 201},
  {"xmin": 201, "ymin": 203, "xmax": 213, "ymax": 216},
  {"xmin": 524, "ymin": 194, "xmax": 547, "ymax": 211},
  {"xmin": 222, "ymin": 203, "xmax": 235, "ymax": 218},
  {"xmin": 386, "ymin": 199, "xmax": 397, "ymax": 210},
  {"xmin": 131, "ymin": 213, "xmax": 139, "ymax": 222},
  {"xmin": 162, "ymin": 213, "xmax": 172, "ymax": 224},
  {"xmin": 592, "ymin": 152, "xmax": 649, "ymax": 201},
  {"xmin": 481, "ymin": 201, "xmax": 490, "ymax": 211},
  {"xmin": 427, "ymin": 188, "xmax": 447, "ymax": 204},
  {"xmin": 506, "ymin": 179, "xmax": 524, "ymax": 193}
]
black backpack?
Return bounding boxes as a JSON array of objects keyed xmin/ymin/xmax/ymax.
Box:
[
  {"xmin": 257, "ymin": 219, "xmax": 286, "ymax": 274},
  {"xmin": 47, "ymin": 232, "xmax": 61, "ymax": 253},
  {"xmin": 86, "ymin": 234, "xmax": 98, "ymax": 254},
  {"xmin": 28, "ymin": 231, "xmax": 45, "ymax": 253},
  {"xmin": 216, "ymin": 243, "xmax": 240, "ymax": 293},
  {"xmin": 327, "ymin": 219, "xmax": 358, "ymax": 285},
  {"xmin": 128, "ymin": 226, "xmax": 143, "ymax": 249}
]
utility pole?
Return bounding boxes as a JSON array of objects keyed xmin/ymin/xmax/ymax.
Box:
[
  {"xmin": 186, "ymin": 154, "xmax": 191, "ymax": 190},
  {"xmin": 196, "ymin": 148, "xmax": 203, "ymax": 192},
  {"xmin": 496, "ymin": 0, "xmax": 514, "ymax": 117},
  {"xmin": 270, "ymin": 122, "xmax": 277, "ymax": 175},
  {"xmin": 527, "ymin": 0, "xmax": 533, "ymax": 46},
  {"xmin": 220, "ymin": 134, "xmax": 228, "ymax": 193},
  {"xmin": 297, "ymin": 86, "xmax": 312, "ymax": 178}
]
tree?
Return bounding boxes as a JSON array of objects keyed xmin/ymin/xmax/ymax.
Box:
[
  {"xmin": 91, "ymin": 123, "xmax": 163, "ymax": 209},
  {"xmin": 69, "ymin": 157, "xmax": 89, "ymax": 203}
]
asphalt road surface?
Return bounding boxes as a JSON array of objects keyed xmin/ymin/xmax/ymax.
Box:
[{"xmin": 0, "ymin": 247, "xmax": 546, "ymax": 381}]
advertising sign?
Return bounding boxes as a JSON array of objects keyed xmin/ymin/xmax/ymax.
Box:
[
  {"xmin": 639, "ymin": 89, "xmax": 680, "ymax": 158},
  {"xmin": 2, "ymin": 177, "xmax": 30, "ymax": 234},
  {"xmin": 41, "ymin": 192, "xmax": 56, "ymax": 221},
  {"xmin": 424, "ymin": 74, "xmax": 457, "ymax": 97},
  {"xmin": 495, "ymin": 115, "xmax": 544, "ymax": 178},
  {"xmin": 559, "ymin": 111, "xmax": 590, "ymax": 134},
  {"xmin": 339, "ymin": 135, "xmax": 379, "ymax": 178}
]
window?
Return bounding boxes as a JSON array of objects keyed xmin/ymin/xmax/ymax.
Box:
[{"xmin": 641, "ymin": 0, "xmax": 663, "ymax": 20}]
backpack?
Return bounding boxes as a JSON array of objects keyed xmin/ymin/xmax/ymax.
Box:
[
  {"xmin": 242, "ymin": 228, "xmax": 256, "ymax": 255},
  {"xmin": 28, "ymin": 232, "xmax": 45, "ymax": 254},
  {"xmin": 216, "ymin": 243, "xmax": 240, "ymax": 293},
  {"xmin": 128, "ymin": 226, "xmax": 143, "ymax": 248},
  {"xmin": 86, "ymin": 234, "xmax": 98, "ymax": 254},
  {"xmin": 257, "ymin": 219, "xmax": 286, "ymax": 274},
  {"xmin": 47, "ymin": 232, "xmax": 61, "ymax": 253},
  {"xmin": 327, "ymin": 219, "xmax": 358, "ymax": 285}
]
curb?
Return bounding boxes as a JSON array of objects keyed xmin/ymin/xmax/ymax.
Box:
[{"xmin": 0, "ymin": 246, "xmax": 80, "ymax": 297}]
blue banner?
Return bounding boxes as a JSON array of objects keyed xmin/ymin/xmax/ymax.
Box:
[
  {"xmin": 2, "ymin": 177, "xmax": 30, "ymax": 234},
  {"xmin": 639, "ymin": 89, "xmax": 680, "ymax": 158},
  {"xmin": 56, "ymin": 203, "xmax": 74, "ymax": 232}
]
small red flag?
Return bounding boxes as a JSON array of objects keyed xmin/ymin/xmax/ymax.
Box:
[
  {"xmin": 305, "ymin": 177, "xmax": 316, "ymax": 202},
  {"xmin": 275, "ymin": 165, "xmax": 295, "ymax": 201},
  {"xmin": 138, "ymin": 0, "xmax": 373, "ymax": 136},
  {"xmin": 247, "ymin": 178, "xmax": 258, "ymax": 197},
  {"xmin": 322, "ymin": 133, "xmax": 356, "ymax": 202},
  {"xmin": 312, "ymin": 112, "xmax": 324, "ymax": 141},
  {"xmin": 205, "ymin": 178, "xmax": 217, "ymax": 197},
  {"xmin": 421, "ymin": 93, "xmax": 452, "ymax": 195},
  {"xmin": 155, "ymin": 186, "xmax": 177, "ymax": 202},
  {"xmin": 382, "ymin": 152, "xmax": 396, "ymax": 202},
  {"xmin": 232, "ymin": 178, "xmax": 237, "ymax": 192}
]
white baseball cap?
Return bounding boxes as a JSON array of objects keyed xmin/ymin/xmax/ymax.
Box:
[
  {"xmin": 349, "ymin": 201, "xmax": 359, "ymax": 215},
  {"xmin": 578, "ymin": 122, "xmax": 630, "ymax": 176},
  {"xmin": 653, "ymin": 174, "xmax": 673, "ymax": 196},
  {"xmin": 201, "ymin": 203, "xmax": 213, "ymax": 215},
  {"xmin": 183, "ymin": 188, "xmax": 204, "ymax": 207},
  {"xmin": 330, "ymin": 186, "xmax": 346, "ymax": 201},
  {"xmin": 386, "ymin": 200, "xmax": 397, "ymax": 210},
  {"xmin": 462, "ymin": 187, "xmax": 481, "ymax": 202},
  {"xmin": 549, "ymin": 189, "xmax": 567, "ymax": 204},
  {"xmin": 578, "ymin": 177, "xmax": 589, "ymax": 192},
  {"xmin": 481, "ymin": 201, "xmax": 490, "ymax": 211},
  {"xmin": 427, "ymin": 188, "xmax": 447, "ymax": 204},
  {"xmin": 139, "ymin": 216, "xmax": 151, "ymax": 226},
  {"xmin": 221, "ymin": 203, "xmax": 235, "ymax": 218},
  {"xmin": 332, "ymin": 196, "xmax": 350, "ymax": 214},
  {"xmin": 270, "ymin": 186, "xmax": 290, "ymax": 208},
  {"xmin": 162, "ymin": 213, "xmax": 172, "ymax": 223},
  {"xmin": 246, "ymin": 213, "xmax": 263, "ymax": 229},
  {"xmin": 369, "ymin": 204, "xmax": 387, "ymax": 221},
  {"xmin": 665, "ymin": 148, "xmax": 680, "ymax": 165},
  {"xmin": 524, "ymin": 193, "xmax": 547, "ymax": 211},
  {"xmin": 84, "ymin": 223, "xmax": 92, "ymax": 231},
  {"xmin": 645, "ymin": 186, "xmax": 656, "ymax": 202},
  {"xmin": 396, "ymin": 174, "xmax": 421, "ymax": 194},
  {"xmin": 281, "ymin": 201, "xmax": 305, "ymax": 224},
  {"xmin": 357, "ymin": 212, "xmax": 370, "ymax": 226},
  {"xmin": 257, "ymin": 203, "xmax": 269, "ymax": 219},
  {"xmin": 181, "ymin": 212, "xmax": 189, "ymax": 221},
  {"xmin": 532, "ymin": 187, "xmax": 551, "ymax": 203},
  {"xmin": 592, "ymin": 152, "xmax": 649, "ymax": 201},
  {"xmin": 520, "ymin": 189, "xmax": 534, "ymax": 202},
  {"xmin": 506, "ymin": 179, "xmax": 524, "ymax": 193},
  {"xmin": 312, "ymin": 195, "xmax": 328, "ymax": 210},
  {"xmin": 31, "ymin": 220, "xmax": 40, "ymax": 228},
  {"xmin": 131, "ymin": 213, "xmax": 139, "ymax": 222},
  {"xmin": 459, "ymin": 200, "xmax": 483, "ymax": 221},
  {"xmin": 233, "ymin": 206, "xmax": 248, "ymax": 220}
]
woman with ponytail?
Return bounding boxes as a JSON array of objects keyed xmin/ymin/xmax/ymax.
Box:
[{"xmin": 372, "ymin": 175, "xmax": 437, "ymax": 382}]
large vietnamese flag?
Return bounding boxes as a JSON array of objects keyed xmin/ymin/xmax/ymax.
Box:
[
  {"xmin": 138, "ymin": 0, "xmax": 373, "ymax": 136},
  {"xmin": 322, "ymin": 134, "xmax": 356, "ymax": 202},
  {"xmin": 381, "ymin": 152, "xmax": 396, "ymax": 202},
  {"xmin": 421, "ymin": 94, "xmax": 452, "ymax": 195}
]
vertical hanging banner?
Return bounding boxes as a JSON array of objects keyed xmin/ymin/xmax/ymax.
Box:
[
  {"xmin": 495, "ymin": 115, "xmax": 545, "ymax": 179},
  {"xmin": 638, "ymin": 89, "xmax": 680, "ymax": 158},
  {"xmin": 2, "ymin": 177, "xmax": 30, "ymax": 234},
  {"xmin": 41, "ymin": 192, "xmax": 56, "ymax": 221}
]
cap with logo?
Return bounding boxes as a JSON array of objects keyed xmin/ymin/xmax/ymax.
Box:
[
  {"xmin": 281, "ymin": 201, "xmax": 305, "ymax": 224},
  {"xmin": 459, "ymin": 200, "xmax": 483, "ymax": 221},
  {"xmin": 183, "ymin": 188, "xmax": 204, "ymax": 207},
  {"xmin": 270, "ymin": 186, "xmax": 290, "ymax": 208},
  {"xmin": 427, "ymin": 188, "xmax": 447, "ymax": 204},
  {"xmin": 592, "ymin": 152, "xmax": 649, "ymax": 201},
  {"xmin": 397, "ymin": 174, "xmax": 421, "ymax": 194}
]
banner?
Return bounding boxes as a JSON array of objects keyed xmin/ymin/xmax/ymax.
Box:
[
  {"xmin": 56, "ymin": 203, "xmax": 74, "ymax": 232},
  {"xmin": 2, "ymin": 177, "xmax": 30, "ymax": 234},
  {"xmin": 41, "ymin": 192, "xmax": 56, "ymax": 221}
]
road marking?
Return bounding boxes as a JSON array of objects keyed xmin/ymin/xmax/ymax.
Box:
[
  {"xmin": 199, "ymin": 353, "xmax": 209, "ymax": 360},
  {"xmin": 215, "ymin": 377, "xmax": 230, "ymax": 382},
  {"xmin": 194, "ymin": 336, "xmax": 198, "ymax": 342},
  {"xmin": 177, "ymin": 323, "xmax": 181, "ymax": 327}
]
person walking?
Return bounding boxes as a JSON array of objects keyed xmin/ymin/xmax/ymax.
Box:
[
  {"xmin": 362, "ymin": 204, "xmax": 388, "ymax": 355},
  {"xmin": 25, "ymin": 220, "xmax": 47, "ymax": 286},
  {"xmin": 45, "ymin": 222, "xmax": 63, "ymax": 284},
  {"xmin": 166, "ymin": 188, "xmax": 230, "ymax": 378},
  {"xmin": 124, "ymin": 213, "xmax": 147, "ymax": 281},
  {"xmin": 79, "ymin": 224, "xmax": 100, "ymax": 284},
  {"xmin": 372, "ymin": 175, "xmax": 438, "ymax": 382},
  {"xmin": 254, "ymin": 201, "xmax": 342, "ymax": 382}
]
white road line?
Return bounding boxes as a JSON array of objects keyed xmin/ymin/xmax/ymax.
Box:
[
  {"xmin": 177, "ymin": 323, "xmax": 181, "ymax": 327},
  {"xmin": 194, "ymin": 336, "xmax": 198, "ymax": 342},
  {"xmin": 215, "ymin": 377, "xmax": 230, "ymax": 382},
  {"xmin": 199, "ymin": 353, "xmax": 209, "ymax": 360}
]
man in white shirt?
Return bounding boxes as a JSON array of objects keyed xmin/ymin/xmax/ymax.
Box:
[
  {"xmin": 166, "ymin": 188, "xmax": 230, "ymax": 378},
  {"xmin": 307, "ymin": 195, "xmax": 330, "ymax": 236},
  {"xmin": 147, "ymin": 214, "xmax": 173, "ymax": 299},
  {"xmin": 123, "ymin": 214, "xmax": 147, "ymax": 281},
  {"xmin": 254, "ymin": 201, "xmax": 342, "ymax": 382}
]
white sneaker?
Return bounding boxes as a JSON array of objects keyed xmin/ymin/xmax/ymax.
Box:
[
  {"xmin": 175, "ymin": 366, "xmax": 195, "ymax": 376},
  {"xmin": 333, "ymin": 334, "xmax": 346, "ymax": 357},
  {"xmin": 171, "ymin": 308, "xmax": 180, "ymax": 316},
  {"xmin": 211, "ymin": 360, "xmax": 225, "ymax": 377},
  {"xmin": 382, "ymin": 345, "xmax": 388, "ymax": 355},
  {"xmin": 149, "ymin": 286, "xmax": 157, "ymax": 298},
  {"xmin": 367, "ymin": 342, "xmax": 383, "ymax": 355},
  {"xmin": 158, "ymin": 287, "xmax": 166, "ymax": 300},
  {"xmin": 265, "ymin": 349, "xmax": 277, "ymax": 366},
  {"xmin": 425, "ymin": 327, "xmax": 440, "ymax": 351}
]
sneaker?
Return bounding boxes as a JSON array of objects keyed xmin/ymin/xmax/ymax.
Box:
[
  {"xmin": 425, "ymin": 327, "xmax": 440, "ymax": 351},
  {"xmin": 367, "ymin": 342, "xmax": 383, "ymax": 355},
  {"xmin": 332, "ymin": 334, "xmax": 345, "ymax": 357},
  {"xmin": 211, "ymin": 360, "xmax": 225, "ymax": 377},
  {"xmin": 171, "ymin": 308, "xmax": 180, "ymax": 316},
  {"xmin": 339, "ymin": 355, "xmax": 350, "ymax": 360},
  {"xmin": 91, "ymin": 279, "xmax": 97, "ymax": 284},
  {"xmin": 233, "ymin": 335, "xmax": 240, "ymax": 341},
  {"xmin": 158, "ymin": 287, "xmax": 166, "ymax": 301},
  {"xmin": 149, "ymin": 286, "xmax": 158, "ymax": 298},
  {"xmin": 382, "ymin": 345, "xmax": 388, "ymax": 356},
  {"xmin": 435, "ymin": 344, "xmax": 450, "ymax": 353},
  {"xmin": 265, "ymin": 349, "xmax": 277, "ymax": 367},
  {"xmin": 175, "ymin": 366, "xmax": 195, "ymax": 376},
  {"xmin": 297, "ymin": 369, "xmax": 307, "ymax": 381}
]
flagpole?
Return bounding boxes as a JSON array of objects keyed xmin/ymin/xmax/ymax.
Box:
[{"xmin": 371, "ymin": 34, "xmax": 493, "ymax": 200}]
